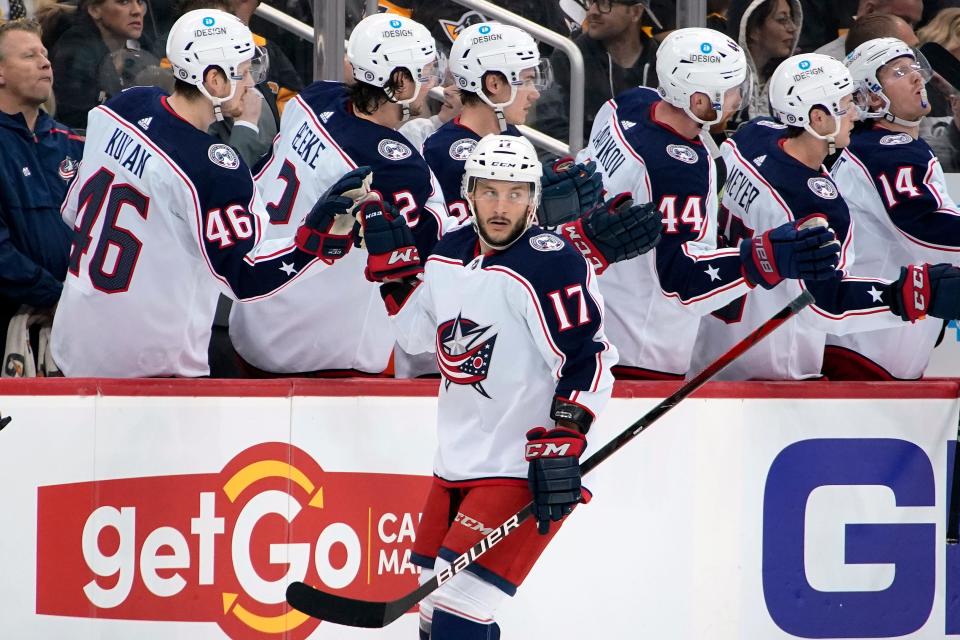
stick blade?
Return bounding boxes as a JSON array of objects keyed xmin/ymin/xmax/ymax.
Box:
[{"xmin": 286, "ymin": 581, "xmax": 394, "ymax": 628}]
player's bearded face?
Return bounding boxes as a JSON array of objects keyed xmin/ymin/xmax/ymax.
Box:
[{"xmin": 471, "ymin": 179, "xmax": 534, "ymax": 249}]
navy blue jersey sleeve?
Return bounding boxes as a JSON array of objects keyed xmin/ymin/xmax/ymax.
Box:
[
  {"xmin": 506, "ymin": 235, "xmax": 616, "ymax": 417},
  {"xmin": 195, "ymin": 166, "xmax": 330, "ymax": 301}
]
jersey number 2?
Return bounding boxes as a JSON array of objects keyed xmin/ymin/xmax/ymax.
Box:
[{"xmin": 68, "ymin": 167, "xmax": 149, "ymax": 294}]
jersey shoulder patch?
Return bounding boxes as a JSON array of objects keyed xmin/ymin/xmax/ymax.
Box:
[
  {"xmin": 666, "ymin": 144, "xmax": 699, "ymax": 164},
  {"xmin": 377, "ymin": 138, "xmax": 413, "ymax": 161},
  {"xmin": 807, "ymin": 176, "xmax": 839, "ymax": 199},
  {"xmin": 529, "ymin": 233, "xmax": 565, "ymax": 252},
  {"xmin": 208, "ymin": 143, "xmax": 240, "ymax": 170},
  {"xmin": 448, "ymin": 137, "xmax": 477, "ymax": 161},
  {"xmin": 879, "ymin": 132, "xmax": 913, "ymax": 145}
]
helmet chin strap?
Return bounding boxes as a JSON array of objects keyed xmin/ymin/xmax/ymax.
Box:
[
  {"xmin": 876, "ymin": 89, "xmax": 927, "ymax": 127},
  {"xmin": 197, "ymin": 74, "xmax": 239, "ymax": 123},
  {"xmin": 384, "ymin": 80, "xmax": 423, "ymax": 125},
  {"xmin": 480, "ymin": 85, "xmax": 518, "ymax": 133},
  {"xmin": 804, "ymin": 115, "xmax": 842, "ymax": 156}
]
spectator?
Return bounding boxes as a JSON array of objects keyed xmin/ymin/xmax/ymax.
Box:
[
  {"xmin": 815, "ymin": 0, "xmax": 922, "ymax": 58},
  {"xmin": 537, "ymin": 0, "xmax": 659, "ymax": 144},
  {"xmin": 51, "ymin": 0, "xmax": 157, "ymax": 129},
  {"xmin": 0, "ymin": 20, "xmax": 83, "ymax": 351},
  {"xmin": 728, "ymin": 0, "xmax": 802, "ymax": 123},
  {"xmin": 844, "ymin": 12, "xmax": 919, "ymax": 52},
  {"xmin": 2, "ymin": 0, "xmax": 42, "ymax": 20},
  {"xmin": 797, "ymin": 0, "xmax": 858, "ymax": 51},
  {"xmin": 918, "ymin": 7, "xmax": 960, "ymax": 167}
]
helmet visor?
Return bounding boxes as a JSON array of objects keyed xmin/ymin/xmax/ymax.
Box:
[
  {"xmin": 880, "ymin": 49, "xmax": 933, "ymax": 84},
  {"xmin": 516, "ymin": 59, "xmax": 554, "ymax": 91},
  {"xmin": 249, "ymin": 45, "xmax": 269, "ymax": 85}
]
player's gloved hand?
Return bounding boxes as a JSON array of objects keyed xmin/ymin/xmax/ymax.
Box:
[
  {"xmin": 558, "ymin": 193, "xmax": 662, "ymax": 275},
  {"xmin": 525, "ymin": 426, "xmax": 587, "ymax": 535},
  {"xmin": 295, "ymin": 166, "xmax": 373, "ymax": 259},
  {"xmin": 884, "ymin": 263, "xmax": 960, "ymax": 322},
  {"xmin": 738, "ymin": 214, "xmax": 840, "ymax": 289},
  {"xmin": 537, "ymin": 158, "xmax": 604, "ymax": 228},
  {"xmin": 356, "ymin": 195, "xmax": 422, "ymax": 282}
]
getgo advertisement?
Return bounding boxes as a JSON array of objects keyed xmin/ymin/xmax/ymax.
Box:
[{"xmin": 35, "ymin": 441, "xmax": 429, "ymax": 639}]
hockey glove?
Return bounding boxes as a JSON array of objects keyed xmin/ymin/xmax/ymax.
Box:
[
  {"xmin": 356, "ymin": 196, "xmax": 422, "ymax": 282},
  {"xmin": 885, "ymin": 263, "xmax": 960, "ymax": 322},
  {"xmin": 525, "ymin": 426, "xmax": 587, "ymax": 535},
  {"xmin": 296, "ymin": 166, "xmax": 373, "ymax": 259},
  {"xmin": 559, "ymin": 193, "xmax": 662, "ymax": 275},
  {"xmin": 537, "ymin": 158, "xmax": 604, "ymax": 228},
  {"xmin": 739, "ymin": 215, "xmax": 840, "ymax": 289}
]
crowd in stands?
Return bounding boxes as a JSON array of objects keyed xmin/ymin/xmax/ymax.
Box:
[{"xmin": 1, "ymin": 0, "xmax": 959, "ymax": 379}]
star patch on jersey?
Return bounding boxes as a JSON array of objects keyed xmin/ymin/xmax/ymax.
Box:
[
  {"xmin": 449, "ymin": 138, "xmax": 477, "ymax": 161},
  {"xmin": 807, "ymin": 176, "xmax": 838, "ymax": 199},
  {"xmin": 879, "ymin": 133, "xmax": 912, "ymax": 146},
  {"xmin": 58, "ymin": 156, "xmax": 78, "ymax": 181},
  {"xmin": 378, "ymin": 139, "xmax": 412, "ymax": 161},
  {"xmin": 666, "ymin": 144, "xmax": 698, "ymax": 164},
  {"xmin": 436, "ymin": 314, "xmax": 497, "ymax": 398},
  {"xmin": 530, "ymin": 233, "xmax": 564, "ymax": 252},
  {"xmin": 208, "ymin": 144, "xmax": 240, "ymax": 170}
]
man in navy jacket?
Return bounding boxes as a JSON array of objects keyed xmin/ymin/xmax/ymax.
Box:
[{"xmin": 0, "ymin": 19, "xmax": 83, "ymax": 349}]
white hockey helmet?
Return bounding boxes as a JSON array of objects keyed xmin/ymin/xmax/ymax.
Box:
[
  {"xmin": 449, "ymin": 22, "xmax": 552, "ymax": 131},
  {"xmin": 656, "ymin": 27, "xmax": 749, "ymax": 127},
  {"xmin": 845, "ymin": 37, "xmax": 932, "ymax": 126},
  {"xmin": 768, "ymin": 54, "xmax": 855, "ymax": 151},
  {"xmin": 461, "ymin": 134, "xmax": 543, "ymax": 249},
  {"xmin": 167, "ymin": 10, "xmax": 257, "ymax": 120},
  {"xmin": 347, "ymin": 13, "xmax": 438, "ymax": 122}
]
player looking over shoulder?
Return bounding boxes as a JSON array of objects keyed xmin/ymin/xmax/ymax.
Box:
[
  {"xmin": 691, "ymin": 53, "xmax": 892, "ymax": 379},
  {"xmin": 50, "ymin": 10, "xmax": 366, "ymax": 377},
  {"xmin": 354, "ymin": 134, "xmax": 617, "ymax": 640},
  {"xmin": 579, "ymin": 27, "xmax": 840, "ymax": 379},
  {"xmin": 227, "ymin": 13, "xmax": 453, "ymax": 376},
  {"xmin": 824, "ymin": 38, "xmax": 960, "ymax": 380}
]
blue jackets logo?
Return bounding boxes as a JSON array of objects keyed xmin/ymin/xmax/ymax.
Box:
[
  {"xmin": 436, "ymin": 314, "xmax": 497, "ymax": 398},
  {"xmin": 378, "ymin": 139, "xmax": 412, "ymax": 161}
]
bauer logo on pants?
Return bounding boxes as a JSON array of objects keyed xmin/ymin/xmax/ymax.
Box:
[{"xmin": 35, "ymin": 442, "xmax": 430, "ymax": 640}]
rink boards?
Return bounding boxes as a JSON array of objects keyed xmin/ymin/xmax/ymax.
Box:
[{"xmin": 0, "ymin": 378, "xmax": 958, "ymax": 639}]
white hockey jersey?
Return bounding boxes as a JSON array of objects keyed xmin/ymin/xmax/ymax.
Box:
[
  {"xmin": 826, "ymin": 126, "xmax": 960, "ymax": 379},
  {"xmin": 690, "ymin": 119, "xmax": 903, "ymax": 380},
  {"xmin": 51, "ymin": 87, "xmax": 332, "ymax": 377},
  {"xmin": 576, "ymin": 88, "xmax": 752, "ymax": 377},
  {"xmin": 392, "ymin": 225, "xmax": 616, "ymax": 482},
  {"xmin": 228, "ymin": 82, "xmax": 453, "ymax": 374}
]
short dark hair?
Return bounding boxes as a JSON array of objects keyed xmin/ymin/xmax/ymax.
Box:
[
  {"xmin": 0, "ymin": 19, "xmax": 43, "ymax": 61},
  {"xmin": 348, "ymin": 68, "xmax": 411, "ymax": 115},
  {"xmin": 845, "ymin": 13, "xmax": 909, "ymax": 54},
  {"xmin": 458, "ymin": 71, "xmax": 508, "ymax": 107},
  {"xmin": 173, "ymin": 65, "xmax": 227, "ymax": 100}
]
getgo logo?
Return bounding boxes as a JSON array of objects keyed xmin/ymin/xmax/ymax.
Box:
[
  {"xmin": 762, "ymin": 438, "xmax": 960, "ymax": 638},
  {"xmin": 36, "ymin": 443, "xmax": 430, "ymax": 639}
]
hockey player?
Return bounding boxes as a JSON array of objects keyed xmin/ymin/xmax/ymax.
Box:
[
  {"xmin": 578, "ymin": 27, "xmax": 841, "ymax": 378},
  {"xmin": 823, "ymin": 38, "xmax": 960, "ymax": 379},
  {"xmin": 356, "ymin": 134, "xmax": 617, "ymax": 640},
  {"xmin": 227, "ymin": 13, "xmax": 452, "ymax": 375},
  {"xmin": 49, "ymin": 10, "xmax": 367, "ymax": 377},
  {"xmin": 425, "ymin": 21, "xmax": 662, "ymax": 275}
]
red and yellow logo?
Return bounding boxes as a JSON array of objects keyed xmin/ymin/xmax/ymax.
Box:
[{"xmin": 36, "ymin": 442, "xmax": 431, "ymax": 638}]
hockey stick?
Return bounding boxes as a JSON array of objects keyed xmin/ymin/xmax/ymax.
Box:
[
  {"xmin": 286, "ymin": 289, "xmax": 816, "ymax": 628},
  {"xmin": 947, "ymin": 412, "xmax": 960, "ymax": 544},
  {"xmin": 920, "ymin": 42, "xmax": 960, "ymax": 94}
]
